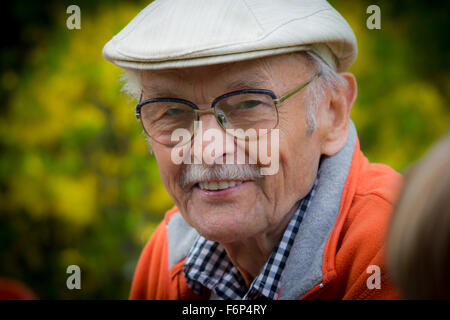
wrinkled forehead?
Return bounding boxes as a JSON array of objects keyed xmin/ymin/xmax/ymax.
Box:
[{"xmin": 140, "ymin": 53, "xmax": 313, "ymax": 98}]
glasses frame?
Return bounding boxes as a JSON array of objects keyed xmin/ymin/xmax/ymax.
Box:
[{"xmin": 135, "ymin": 71, "xmax": 322, "ymax": 146}]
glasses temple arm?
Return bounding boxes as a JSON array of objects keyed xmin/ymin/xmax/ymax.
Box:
[
  {"xmin": 274, "ymin": 71, "xmax": 322, "ymax": 105},
  {"xmin": 135, "ymin": 90, "xmax": 144, "ymax": 119}
]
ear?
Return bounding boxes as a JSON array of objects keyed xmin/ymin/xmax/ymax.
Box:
[{"xmin": 320, "ymin": 72, "xmax": 357, "ymax": 156}]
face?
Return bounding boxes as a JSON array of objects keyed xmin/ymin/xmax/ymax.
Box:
[{"xmin": 142, "ymin": 54, "xmax": 325, "ymax": 244}]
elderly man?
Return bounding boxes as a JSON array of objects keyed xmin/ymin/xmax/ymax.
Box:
[{"xmin": 103, "ymin": 0, "xmax": 402, "ymax": 300}]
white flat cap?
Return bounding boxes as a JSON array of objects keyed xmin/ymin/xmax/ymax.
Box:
[{"xmin": 103, "ymin": 0, "xmax": 357, "ymax": 72}]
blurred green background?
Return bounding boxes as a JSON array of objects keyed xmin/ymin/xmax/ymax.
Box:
[{"xmin": 0, "ymin": 0, "xmax": 448, "ymax": 299}]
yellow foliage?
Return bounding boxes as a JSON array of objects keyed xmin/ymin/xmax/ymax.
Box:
[
  {"xmin": 135, "ymin": 222, "xmax": 159, "ymax": 246},
  {"xmin": 49, "ymin": 174, "xmax": 98, "ymax": 226},
  {"xmin": 146, "ymin": 184, "xmax": 174, "ymax": 214}
]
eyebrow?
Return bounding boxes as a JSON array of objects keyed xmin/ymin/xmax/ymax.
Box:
[
  {"xmin": 141, "ymin": 71, "xmax": 273, "ymax": 99},
  {"xmin": 224, "ymin": 75, "xmax": 272, "ymax": 92},
  {"xmin": 141, "ymin": 83, "xmax": 179, "ymax": 99}
]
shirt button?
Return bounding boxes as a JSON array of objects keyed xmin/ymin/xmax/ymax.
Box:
[{"xmin": 319, "ymin": 283, "xmax": 324, "ymax": 288}]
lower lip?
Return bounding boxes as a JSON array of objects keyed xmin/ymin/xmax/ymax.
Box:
[{"xmin": 194, "ymin": 181, "xmax": 252, "ymax": 199}]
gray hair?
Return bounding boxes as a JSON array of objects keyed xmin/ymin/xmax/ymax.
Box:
[
  {"xmin": 120, "ymin": 51, "xmax": 347, "ymax": 134},
  {"xmin": 120, "ymin": 69, "xmax": 142, "ymax": 101}
]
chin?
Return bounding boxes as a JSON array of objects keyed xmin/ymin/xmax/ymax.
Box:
[
  {"xmin": 186, "ymin": 205, "xmax": 263, "ymax": 244},
  {"xmin": 196, "ymin": 225, "xmax": 250, "ymax": 244}
]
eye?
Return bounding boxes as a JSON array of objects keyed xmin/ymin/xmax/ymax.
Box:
[
  {"xmin": 238, "ymin": 100, "xmax": 262, "ymax": 109},
  {"xmin": 216, "ymin": 109, "xmax": 228, "ymax": 127},
  {"xmin": 165, "ymin": 108, "xmax": 186, "ymax": 116}
]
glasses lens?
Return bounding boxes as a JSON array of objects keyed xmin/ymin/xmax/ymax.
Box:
[
  {"xmin": 215, "ymin": 92, "xmax": 277, "ymax": 139},
  {"xmin": 140, "ymin": 101, "xmax": 195, "ymax": 146}
]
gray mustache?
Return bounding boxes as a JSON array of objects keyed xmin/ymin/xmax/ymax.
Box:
[{"xmin": 180, "ymin": 164, "xmax": 262, "ymax": 189}]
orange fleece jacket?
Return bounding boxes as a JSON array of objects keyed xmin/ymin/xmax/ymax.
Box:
[{"xmin": 129, "ymin": 139, "xmax": 402, "ymax": 300}]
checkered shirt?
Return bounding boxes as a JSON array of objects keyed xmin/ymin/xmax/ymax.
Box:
[{"xmin": 183, "ymin": 176, "xmax": 319, "ymax": 300}]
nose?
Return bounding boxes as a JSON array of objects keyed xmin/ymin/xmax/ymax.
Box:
[{"xmin": 192, "ymin": 111, "xmax": 233, "ymax": 166}]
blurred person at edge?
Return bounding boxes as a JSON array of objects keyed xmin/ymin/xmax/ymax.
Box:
[
  {"xmin": 387, "ymin": 134, "xmax": 450, "ymax": 300},
  {"xmin": 103, "ymin": 0, "xmax": 403, "ymax": 299}
]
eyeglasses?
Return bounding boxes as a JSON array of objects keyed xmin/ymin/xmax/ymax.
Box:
[{"xmin": 135, "ymin": 71, "xmax": 322, "ymax": 147}]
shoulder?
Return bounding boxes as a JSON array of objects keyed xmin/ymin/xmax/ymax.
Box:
[
  {"xmin": 332, "ymin": 152, "xmax": 402, "ymax": 299},
  {"xmin": 343, "ymin": 155, "xmax": 403, "ymax": 243},
  {"xmin": 341, "ymin": 151, "xmax": 403, "ymax": 253},
  {"xmin": 129, "ymin": 206, "xmax": 200, "ymax": 299},
  {"xmin": 354, "ymin": 154, "xmax": 403, "ymax": 205},
  {"xmin": 139, "ymin": 206, "xmax": 199, "ymax": 271}
]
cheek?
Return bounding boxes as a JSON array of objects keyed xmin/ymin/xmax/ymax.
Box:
[
  {"xmin": 278, "ymin": 101, "xmax": 321, "ymax": 163},
  {"xmin": 277, "ymin": 120, "xmax": 321, "ymax": 193},
  {"xmin": 153, "ymin": 148, "xmax": 183, "ymax": 200}
]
